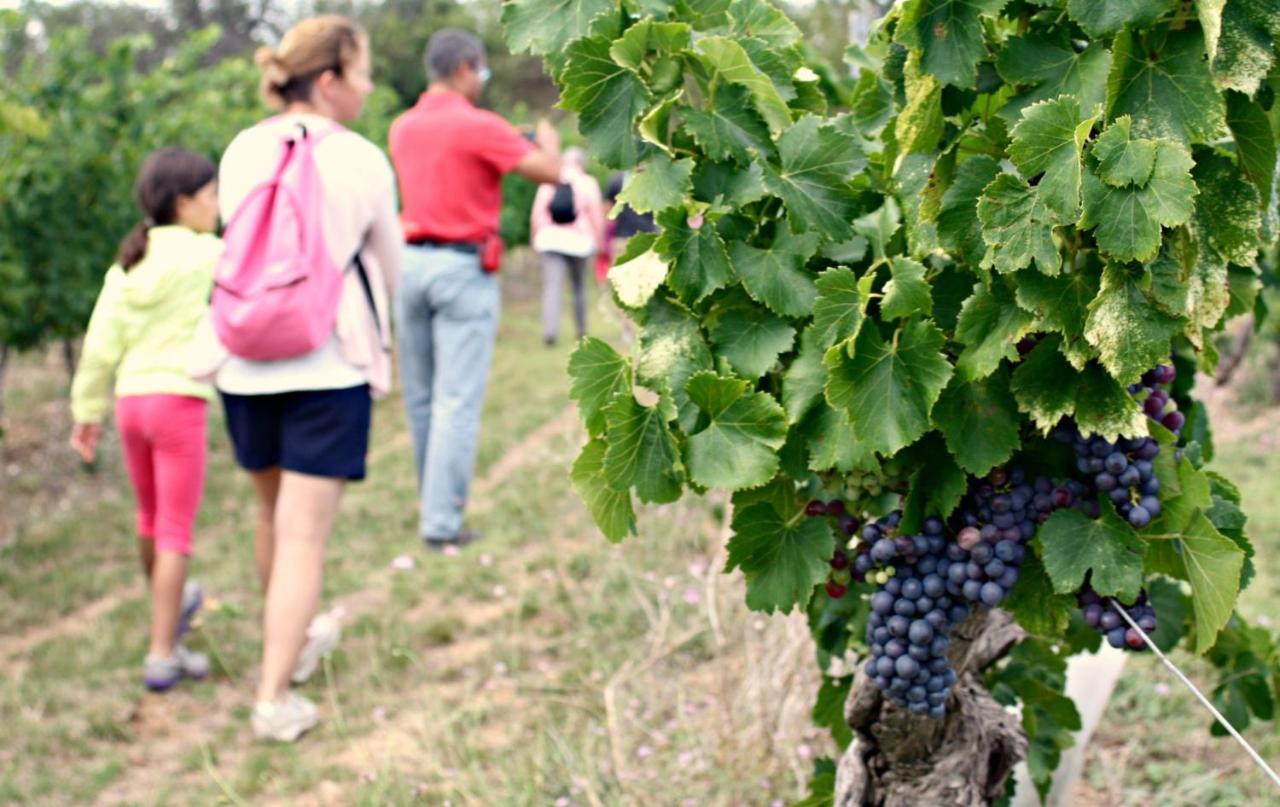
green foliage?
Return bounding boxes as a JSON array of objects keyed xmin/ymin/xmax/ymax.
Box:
[{"xmin": 524, "ymin": 0, "xmax": 1280, "ymax": 782}]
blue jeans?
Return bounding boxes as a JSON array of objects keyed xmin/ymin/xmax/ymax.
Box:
[{"xmin": 395, "ymin": 245, "xmax": 500, "ymax": 539}]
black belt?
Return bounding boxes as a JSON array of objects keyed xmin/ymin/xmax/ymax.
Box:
[{"xmin": 407, "ymin": 237, "xmax": 480, "ymax": 254}]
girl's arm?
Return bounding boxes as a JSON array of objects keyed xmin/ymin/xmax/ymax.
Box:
[{"xmin": 69, "ymin": 268, "xmax": 127, "ymax": 459}]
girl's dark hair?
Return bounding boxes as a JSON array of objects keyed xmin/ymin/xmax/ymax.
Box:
[{"xmin": 115, "ymin": 147, "xmax": 217, "ymax": 270}]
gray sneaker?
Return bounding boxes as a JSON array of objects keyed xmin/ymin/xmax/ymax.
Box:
[
  {"xmin": 291, "ymin": 612, "xmax": 341, "ymax": 685},
  {"xmin": 143, "ymin": 644, "xmax": 210, "ymax": 692},
  {"xmin": 251, "ymin": 692, "xmax": 319, "ymax": 743}
]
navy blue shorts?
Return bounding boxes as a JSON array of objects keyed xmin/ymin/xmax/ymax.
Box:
[{"xmin": 220, "ymin": 385, "xmax": 372, "ymax": 481}]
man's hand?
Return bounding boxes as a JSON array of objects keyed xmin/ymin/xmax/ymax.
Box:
[
  {"xmin": 534, "ymin": 118, "xmax": 560, "ymax": 155},
  {"xmin": 70, "ymin": 423, "xmax": 102, "ymax": 463}
]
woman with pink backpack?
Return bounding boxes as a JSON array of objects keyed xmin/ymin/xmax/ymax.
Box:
[{"xmin": 205, "ymin": 15, "xmax": 401, "ymax": 742}]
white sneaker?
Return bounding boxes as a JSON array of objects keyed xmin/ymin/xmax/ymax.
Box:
[
  {"xmin": 291, "ymin": 612, "xmax": 341, "ymax": 684},
  {"xmin": 251, "ymin": 692, "xmax": 319, "ymax": 743}
]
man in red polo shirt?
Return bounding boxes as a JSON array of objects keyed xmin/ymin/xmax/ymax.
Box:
[{"xmin": 389, "ymin": 27, "xmax": 561, "ymax": 549}]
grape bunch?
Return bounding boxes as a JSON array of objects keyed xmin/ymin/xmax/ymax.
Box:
[
  {"xmin": 1069, "ymin": 430, "xmax": 1162, "ymax": 528},
  {"xmin": 859, "ymin": 513, "xmax": 968, "ymax": 719},
  {"xmin": 1132, "ymin": 363, "xmax": 1183, "ymax": 435},
  {"xmin": 807, "ymin": 499, "xmax": 861, "ymax": 597},
  {"xmin": 1077, "ymin": 581, "xmax": 1156, "ymax": 651},
  {"xmin": 944, "ymin": 467, "xmax": 1061, "ymax": 608}
]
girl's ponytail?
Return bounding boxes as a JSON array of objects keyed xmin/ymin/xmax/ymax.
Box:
[
  {"xmin": 115, "ymin": 149, "xmax": 216, "ymax": 272},
  {"xmin": 116, "ymin": 219, "xmax": 153, "ymax": 270}
]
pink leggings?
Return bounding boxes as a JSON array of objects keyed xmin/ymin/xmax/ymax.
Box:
[{"xmin": 115, "ymin": 394, "xmax": 208, "ymax": 556}]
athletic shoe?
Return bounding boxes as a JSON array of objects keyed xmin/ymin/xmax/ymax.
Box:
[
  {"xmin": 176, "ymin": 579, "xmax": 204, "ymax": 638},
  {"xmin": 143, "ymin": 644, "xmax": 210, "ymax": 692},
  {"xmin": 251, "ymin": 692, "xmax": 318, "ymax": 743},
  {"xmin": 424, "ymin": 528, "xmax": 483, "ymax": 552},
  {"xmin": 290, "ymin": 612, "xmax": 341, "ymax": 685}
]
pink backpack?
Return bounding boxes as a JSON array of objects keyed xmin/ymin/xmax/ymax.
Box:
[{"xmin": 211, "ymin": 121, "xmax": 344, "ymax": 361}]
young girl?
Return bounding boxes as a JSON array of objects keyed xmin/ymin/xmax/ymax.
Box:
[
  {"xmin": 215, "ymin": 15, "xmax": 401, "ymax": 742},
  {"xmin": 69, "ymin": 147, "xmax": 222, "ymax": 691}
]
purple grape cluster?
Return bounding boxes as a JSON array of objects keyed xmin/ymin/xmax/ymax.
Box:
[
  {"xmin": 1078, "ymin": 581, "xmax": 1156, "ymax": 651},
  {"xmin": 805, "ymin": 498, "xmax": 861, "ymax": 598},
  {"xmin": 860, "ymin": 513, "xmax": 968, "ymax": 719},
  {"xmin": 1132, "ymin": 363, "xmax": 1184, "ymax": 435}
]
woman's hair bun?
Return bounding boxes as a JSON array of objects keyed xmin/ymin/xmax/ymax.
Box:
[{"xmin": 255, "ymin": 47, "xmax": 290, "ymax": 88}]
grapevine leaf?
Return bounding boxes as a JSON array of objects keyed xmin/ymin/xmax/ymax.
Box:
[
  {"xmin": 805, "ymin": 402, "xmax": 876, "ymax": 474},
  {"xmin": 978, "ymin": 174, "xmax": 1062, "ymax": 274},
  {"xmin": 726, "ymin": 502, "xmax": 835, "ymax": 613},
  {"xmin": 1071, "ymin": 362, "xmax": 1150, "ymax": 441},
  {"xmin": 728, "ymin": 228, "xmax": 820, "ymax": 317},
  {"xmin": 502, "ymin": 0, "xmax": 615, "ymax": 54},
  {"xmin": 783, "ymin": 326, "xmax": 828, "ymax": 425},
  {"xmin": 636, "ymin": 295, "xmax": 714, "ymax": 432},
  {"xmin": 1011, "ymin": 336, "xmax": 1079, "ymax": 432},
  {"xmin": 1181, "ymin": 510, "xmax": 1246, "ymax": 653},
  {"xmin": 1146, "ymin": 577, "xmax": 1191, "ymax": 652},
  {"xmin": 1106, "ymin": 27, "xmax": 1227, "ymax": 146},
  {"xmin": 1066, "ymin": 0, "xmax": 1176, "ymax": 37},
  {"xmin": 693, "ymin": 159, "xmax": 769, "ymax": 207},
  {"xmin": 609, "ymin": 246, "xmax": 669, "ymax": 309},
  {"xmin": 683, "ymin": 83, "xmax": 774, "ymax": 164},
  {"xmin": 895, "ymin": 153, "xmax": 942, "ymax": 256},
  {"xmin": 1008, "ymin": 95, "xmax": 1093, "ymax": 221},
  {"xmin": 760, "ymin": 115, "xmax": 866, "ymax": 239},
  {"xmin": 655, "ymin": 208, "xmax": 735, "ymax": 305},
  {"xmin": 1001, "ymin": 547, "xmax": 1075, "ymax": 637},
  {"xmin": 1198, "ymin": 0, "xmax": 1280, "ymax": 96},
  {"xmin": 896, "ymin": 0, "xmax": 1010, "ymax": 89},
  {"xmin": 709, "ymin": 299, "xmax": 797, "ymax": 378},
  {"xmin": 989, "ymin": 640, "xmax": 1081, "ymax": 799},
  {"xmin": 1037, "ymin": 504, "xmax": 1146, "ymax": 602},
  {"xmin": 899, "ymin": 434, "xmax": 967, "ymax": 534},
  {"xmin": 852, "ymin": 197, "xmax": 902, "ymax": 261},
  {"xmin": 938, "ymin": 155, "xmax": 1002, "ymax": 265},
  {"xmin": 571, "ymin": 438, "xmax": 637, "ymax": 542},
  {"xmin": 1226, "ymin": 92, "xmax": 1277, "ymax": 220},
  {"xmin": 932, "ymin": 368, "xmax": 1022, "ymax": 476},
  {"xmin": 603, "ymin": 393, "xmax": 684, "ymax": 503},
  {"xmin": 1080, "ymin": 140, "xmax": 1198, "ymax": 263},
  {"xmin": 1192, "ymin": 151, "xmax": 1263, "ymax": 266},
  {"xmin": 1014, "ymin": 263, "xmax": 1101, "ymax": 357},
  {"xmin": 813, "ymin": 676, "xmax": 854, "ymax": 750},
  {"xmin": 695, "ymin": 36, "xmax": 793, "ymax": 135},
  {"xmin": 996, "ymin": 31, "xmax": 1111, "ymax": 121},
  {"xmin": 955, "ymin": 280, "xmax": 1036, "ymax": 380},
  {"xmin": 825, "ymin": 320, "xmax": 954, "ymax": 455},
  {"xmin": 894, "ymin": 53, "xmax": 944, "ymax": 155},
  {"xmin": 812, "ymin": 267, "xmax": 871, "ymax": 349},
  {"xmin": 1084, "ymin": 264, "xmax": 1185, "ymax": 386},
  {"xmin": 559, "ymin": 36, "xmax": 651, "ymax": 168},
  {"xmin": 685, "ymin": 371, "xmax": 788, "ymax": 489},
  {"xmin": 568, "ymin": 337, "xmax": 631, "ymax": 437},
  {"xmin": 609, "ymin": 20, "xmax": 692, "ymax": 72},
  {"xmin": 1091, "ymin": 115, "xmax": 1157, "ymax": 187},
  {"xmin": 880, "ymin": 257, "xmax": 933, "ymax": 321},
  {"xmin": 729, "ymin": 0, "xmax": 804, "ymax": 48},
  {"xmin": 616, "ymin": 152, "xmax": 695, "ymax": 214}
]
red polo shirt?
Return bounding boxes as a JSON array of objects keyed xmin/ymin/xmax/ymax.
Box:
[{"xmin": 389, "ymin": 91, "xmax": 534, "ymax": 244}]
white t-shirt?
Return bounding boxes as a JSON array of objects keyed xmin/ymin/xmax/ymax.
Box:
[{"xmin": 215, "ymin": 113, "xmax": 400, "ymax": 395}]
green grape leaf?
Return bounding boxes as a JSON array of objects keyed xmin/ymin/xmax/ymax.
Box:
[
  {"xmin": 694, "ymin": 159, "xmax": 769, "ymax": 207},
  {"xmin": 896, "ymin": 0, "xmax": 1010, "ymax": 89},
  {"xmin": 1106, "ymin": 27, "xmax": 1227, "ymax": 146},
  {"xmin": 1192, "ymin": 151, "xmax": 1263, "ymax": 266},
  {"xmin": 812, "ymin": 267, "xmax": 871, "ymax": 349},
  {"xmin": 1071, "ymin": 361, "xmax": 1150, "ymax": 441},
  {"xmin": 503, "ymin": 0, "xmax": 615, "ymax": 54},
  {"xmin": 655, "ymin": 209, "xmax": 735, "ymax": 305},
  {"xmin": 1011, "ymin": 336, "xmax": 1078, "ymax": 432},
  {"xmin": 603, "ymin": 393, "xmax": 684, "ymax": 503},
  {"xmin": 1084, "ymin": 264, "xmax": 1185, "ymax": 386},
  {"xmin": 728, "ymin": 228, "xmax": 820, "ymax": 317},
  {"xmin": 1014, "ymin": 263, "xmax": 1101, "ymax": 357},
  {"xmin": 709, "ymin": 300, "xmax": 797, "ymax": 378},
  {"xmin": 812, "ymin": 675, "xmax": 854, "ymax": 750},
  {"xmin": 616, "ymin": 152, "xmax": 695, "ymax": 214},
  {"xmin": 805, "ymin": 402, "xmax": 876, "ymax": 474},
  {"xmin": 636, "ymin": 296, "xmax": 714, "ymax": 432},
  {"xmin": 978, "ymin": 174, "xmax": 1062, "ymax": 274},
  {"xmin": 609, "ymin": 20, "xmax": 692, "ymax": 72},
  {"xmin": 1002, "ymin": 547, "xmax": 1076, "ymax": 637},
  {"xmin": 955, "ymin": 280, "xmax": 1037, "ymax": 380},
  {"xmin": 1226, "ymin": 92, "xmax": 1277, "ymax": 217},
  {"xmin": 609, "ymin": 245, "xmax": 669, "ymax": 309},
  {"xmin": 1008, "ymin": 95, "xmax": 1094, "ymax": 221},
  {"xmin": 683, "ymin": 83, "xmax": 774, "ymax": 164},
  {"xmin": 685, "ymin": 371, "xmax": 788, "ymax": 489},
  {"xmin": 726, "ymin": 502, "xmax": 835, "ymax": 613},
  {"xmin": 997, "ymin": 31, "xmax": 1111, "ymax": 121},
  {"xmin": 825, "ymin": 320, "xmax": 954, "ymax": 456},
  {"xmin": 880, "ymin": 257, "xmax": 933, "ymax": 321},
  {"xmin": 853, "ymin": 198, "xmax": 902, "ymax": 261},
  {"xmin": 894, "ymin": 54, "xmax": 944, "ymax": 155},
  {"xmin": 1198, "ymin": 0, "xmax": 1280, "ymax": 96},
  {"xmin": 695, "ymin": 36, "xmax": 793, "ymax": 135},
  {"xmin": 729, "ymin": 0, "xmax": 804, "ymax": 48},
  {"xmin": 1181, "ymin": 510, "xmax": 1246, "ymax": 653},
  {"xmin": 559, "ymin": 36, "xmax": 651, "ymax": 168},
  {"xmin": 760, "ymin": 115, "xmax": 866, "ymax": 239},
  {"xmin": 783, "ymin": 326, "xmax": 828, "ymax": 425},
  {"xmin": 1080, "ymin": 140, "xmax": 1197, "ymax": 263},
  {"xmin": 938, "ymin": 155, "xmax": 1002, "ymax": 266},
  {"xmin": 1091, "ymin": 115, "xmax": 1157, "ymax": 186},
  {"xmin": 1037, "ymin": 504, "xmax": 1146, "ymax": 601},
  {"xmin": 571, "ymin": 438, "xmax": 637, "ymax": 542},
  {"xmin": 1066, "ymin": 0, "xmax": 1176, "ymax": 37},
  {"xmin": 899, "ymin": 434, "xmax": 968, "ymax": 534},
  {"xmin": 568, "ymin": 337, "xmax": 631, "ymax": 437},
  {"xmin": 932, "ymin": 368, "xmax": 1023, "ymax": 476}
]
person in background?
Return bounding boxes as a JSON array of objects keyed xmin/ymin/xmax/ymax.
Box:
[
  {"xmin": 213, "ymin": 15, "xmax": 402, "ymax": 742},
  {"xmin": 69, "ymin": 147, "xmax": 221, "ymax": 693},
  {"xmin": 529, "ymin": 146, "xmax": 606, "ymax": 346},
  {"xmin": 388, "ymin": 28, "xmax": 562, "ymax": 550}
]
